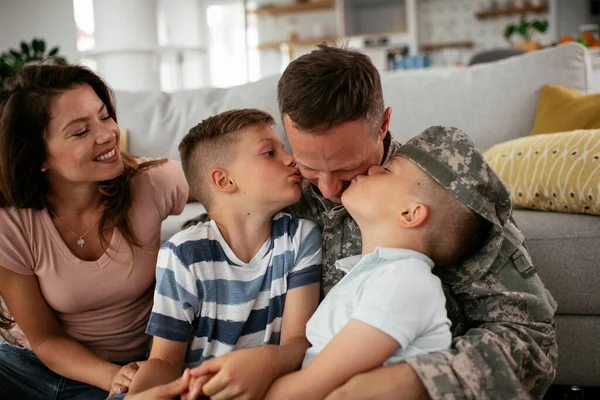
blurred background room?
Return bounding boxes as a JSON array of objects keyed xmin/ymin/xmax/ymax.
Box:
[{"xmin": 2, "ymin": 0, "xmax": 600, "ymax": 91}]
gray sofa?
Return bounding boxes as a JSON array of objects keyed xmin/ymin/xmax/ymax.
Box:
[{"xmin": 114, "ymin": 42, "xmax": 600, "ymax": 387}]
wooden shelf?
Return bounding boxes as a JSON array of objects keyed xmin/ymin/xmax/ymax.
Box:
[
  {"xmin": 420, "ymin": 40, "xmax": 474, "ymax": 52},
  {"xmin": 257, "ymin": 35, "xmax": 339, "ymax": 51},
  {"xmin": 251, "ymin": 0, "xmax": 335, "ymax": 17},
  {"xmin": 475, "ymin": 4, "xmax": 548, "ymax": 20}
]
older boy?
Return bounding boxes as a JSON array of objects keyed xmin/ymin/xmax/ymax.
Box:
[{"xmin": 123, "ymin": 109, "xmax": 322, "ymax": 400}]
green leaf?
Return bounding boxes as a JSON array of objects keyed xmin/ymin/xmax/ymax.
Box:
[
  {"xmin": 48, "ymin": 47, "xmax": 59, "ymax": 56},
  {"xmin": 532, "ymin": 19, "xmax": 549, "ymax": 34},
  {"xmin": 517, "ymin": 19, "xmax": 531, "ymax": 40},
  {"xmin": 54, "ymin": 56, "xmax": 68, "ymax": 65},
  {"xmin": 32, "ymin": 39, "xmax": 42, "ymax": 53},
  {"xmin": 20, "ymin": 41, "xmax": 30, "ymax": 57},
  {"xmin": 9, "ymin": 50, "xmax": 23, "ymax": 62},
  {"xmin": 576, "ymin": 36, "xmax": 590, "ymax": 46},
  {"xmin": 504, "ymin": 25, "xmax": 517, "ymax": 40},
  {"xmin": 39, "ymin": 39, "xmax": 46, "ymax": 53}
]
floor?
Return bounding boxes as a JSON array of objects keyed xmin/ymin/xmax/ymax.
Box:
[{"xmin": 544, "ymin": 385, "xmax": 600, "ymax": 400}]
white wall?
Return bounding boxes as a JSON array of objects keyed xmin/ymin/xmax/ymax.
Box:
[{"xmin": 0, "ymin": 0, "xmax": 78, "ymax": 63}]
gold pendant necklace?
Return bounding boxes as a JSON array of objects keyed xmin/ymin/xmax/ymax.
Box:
[{"xmin": 48, "ymin": 209, "xmax": 103, "ymax": 248}]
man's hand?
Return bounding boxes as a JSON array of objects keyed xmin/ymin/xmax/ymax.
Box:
[
  {"xmin": 187, "ymin": 347, "xmax": 280, "ymax": 400},
  {"xmin": 108, "ymin": 361, "xmax": 145, "ymax": 397},
  {"xmin": 324, "ymin": 363, "xmax": 429, "ymax": 400},
  {"xmin": 125, "ymin": 369, "xmax": 191, "ymax": 400}
]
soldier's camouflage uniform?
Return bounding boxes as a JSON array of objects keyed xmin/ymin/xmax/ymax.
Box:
[{"xmin": 287, "ymin": 127, "xmax": 558, "ymax": 400}]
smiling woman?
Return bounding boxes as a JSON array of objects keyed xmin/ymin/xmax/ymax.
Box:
[{"xmin": 0, "ymin": 64, "xmax": 190, "ymax": 399}]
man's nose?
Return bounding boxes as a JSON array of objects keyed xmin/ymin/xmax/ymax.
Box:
[{"xmin": 318, "ymin": 176, "xmax": 343, "ymax": 200}]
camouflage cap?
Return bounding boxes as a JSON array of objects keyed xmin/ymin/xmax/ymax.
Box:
[{"xmin": 396, "ymin": 126, "xmax": 512, "ymax": 284}]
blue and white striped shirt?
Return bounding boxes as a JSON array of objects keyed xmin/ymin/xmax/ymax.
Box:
[{"xmin": 146, "ymin": 212, "xmax": 322, "ymax": 367}]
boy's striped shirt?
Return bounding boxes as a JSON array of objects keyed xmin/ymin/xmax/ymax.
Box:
[{"xmin": 146, "ymin": 212, "xmax": 322, "ymax": 367}]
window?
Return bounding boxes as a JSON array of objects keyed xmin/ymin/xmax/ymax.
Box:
[{"xmin": 206, "ymin": 0, "xmax": 258, "ymax": 87}]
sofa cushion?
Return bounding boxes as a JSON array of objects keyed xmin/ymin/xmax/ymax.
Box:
[
  {"xmin": 483, "ymin": 129, "xmax": 600, "ymax": 215},
  {"xmin": 380, "ymin": 43, "xmax": 591, "ymax": 151},
  {"xmin": 115, "ymin": 88, "xmax": 226, "ymax": 160},
  {"xmin": 513, "ymin": 209, "xmax": 600, "ymax": 314},
  {"xmin": 529, "ymin": 84, "xmax": 600, "ymax": 135}
]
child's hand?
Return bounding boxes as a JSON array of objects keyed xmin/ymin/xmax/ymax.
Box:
[
  {"xmin": 124, "ymin": 369, "xmax": 191, "ymax": 400},
  {"xmin": 180, "ymin": 373, "xmax": 213, "ymax": 400},
  {"xmin": 188, "ymin": 347, "xmax": 280, "ymax": 400}
]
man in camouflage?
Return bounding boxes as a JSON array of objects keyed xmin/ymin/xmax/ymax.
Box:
[{"xmin": 280, "ymin": 45, "xmax": 557, "ymax": 399}]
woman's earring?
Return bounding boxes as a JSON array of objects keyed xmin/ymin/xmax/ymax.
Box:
[{"xmin": 41, "ymin": 167, "xmax": 48, "ymax": 172}]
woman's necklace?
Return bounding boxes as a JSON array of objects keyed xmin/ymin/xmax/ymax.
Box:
[{"xmin": 48, "ymin": 209, "xmax": 103, "ymax": 248}]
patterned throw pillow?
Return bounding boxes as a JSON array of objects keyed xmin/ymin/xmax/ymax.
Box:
[{"xmin": 483, "ymin": 129, "xmax": 599, "ymax": 215}]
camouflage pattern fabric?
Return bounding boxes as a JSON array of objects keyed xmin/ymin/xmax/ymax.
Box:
[{"xmin": 289, "ymin": 127, "xmax": 558, "ymax": 399}]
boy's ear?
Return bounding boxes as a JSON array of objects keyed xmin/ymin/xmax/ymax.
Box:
[
  {"xmin": 210, "ymin": 168, "xmax": 237, "ymax": 193},
  {"xmin": 396, "ymin": 202, "xmax": 428, "ymax": 228}
]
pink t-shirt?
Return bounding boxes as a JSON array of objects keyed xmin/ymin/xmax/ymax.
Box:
[{"xmin": 0, "ymin": 159, "xmax": 189, "ymax": 362}]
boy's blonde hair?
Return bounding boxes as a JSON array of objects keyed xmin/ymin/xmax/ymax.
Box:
[{"xmin": 179, "ymin": 109, "xmax": 274, "ymax": 209}]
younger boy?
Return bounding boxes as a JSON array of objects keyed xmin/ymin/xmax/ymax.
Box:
[
  {"xmin": 265, "ymin": 126, "xmax": 496, "ymax": 400},
  {"xmin": 124, "ymin": 109, "xmax": 322, "ymax": 399}
]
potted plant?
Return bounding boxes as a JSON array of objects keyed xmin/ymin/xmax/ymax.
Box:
[
  {"xmin": 0, "ymin": 38, "xmax": 68, "ymax": 87},
  {"xmin": 504, "ymin": 16, "xmax": 549, "ymax": 51}
]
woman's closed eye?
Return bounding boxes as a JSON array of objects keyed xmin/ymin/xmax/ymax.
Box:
[{"xmin": 73, "ymin": 128, "xmax": 89, "ymax": 137}]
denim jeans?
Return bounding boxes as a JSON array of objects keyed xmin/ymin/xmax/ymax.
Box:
[{"xmin": 0, "ymin": 339, "xmax": 109, "ymax": 400}]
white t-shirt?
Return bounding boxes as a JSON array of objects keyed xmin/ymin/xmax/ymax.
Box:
[{"xmin": 303, "ymin": 247, "xmax": 451, "ymax": 368}]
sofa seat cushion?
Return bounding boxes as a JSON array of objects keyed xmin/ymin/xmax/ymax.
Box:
[{"xmin": 513, "ymin": 209, "xmax": 600, "ymax": 314}]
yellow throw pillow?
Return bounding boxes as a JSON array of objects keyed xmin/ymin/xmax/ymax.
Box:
[
  {"xmin": 483, "ymin": 129, "xmax": 600, "ymax": 215},
  {"xmin": 529, "ymin": 84, "xmax": 600, "ymax": 136},
  {"xmin": 119, "ymin": 128, "xmax": 128, "ymax": 153}
]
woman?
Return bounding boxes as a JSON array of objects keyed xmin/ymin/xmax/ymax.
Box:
[{"xmin": 0, "ymin": 64, "xmax": 189, "ymax": 399}]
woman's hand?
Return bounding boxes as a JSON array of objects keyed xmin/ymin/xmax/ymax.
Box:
[{"xmin": 108, "ymin": 361, "xmax": 146, "ymax": 397}]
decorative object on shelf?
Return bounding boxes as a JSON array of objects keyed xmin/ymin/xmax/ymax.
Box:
[
  {"xmin": 560, "ymin": 24, "xmax": 600, "ymax": 48},
  {"xmin": 504, "ymin": 15, "xmax": 548, "ymax": 51},
  {"xmin": 513, "ymin": 0, "xmax": 525, "ymax": 9},
  {"xmin": 0, "ymin": 38, "xmax": 68, "ymax": 87}
]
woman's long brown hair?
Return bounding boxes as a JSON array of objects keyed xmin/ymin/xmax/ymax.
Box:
[{"xmin": 0, "ymin": 64, "xmax": 165, "ymax": 336}]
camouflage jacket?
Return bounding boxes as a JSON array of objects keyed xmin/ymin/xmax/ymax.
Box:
[{"xmin": 288, "ymin": 129, "xmax": 558, "ymax": 399}]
